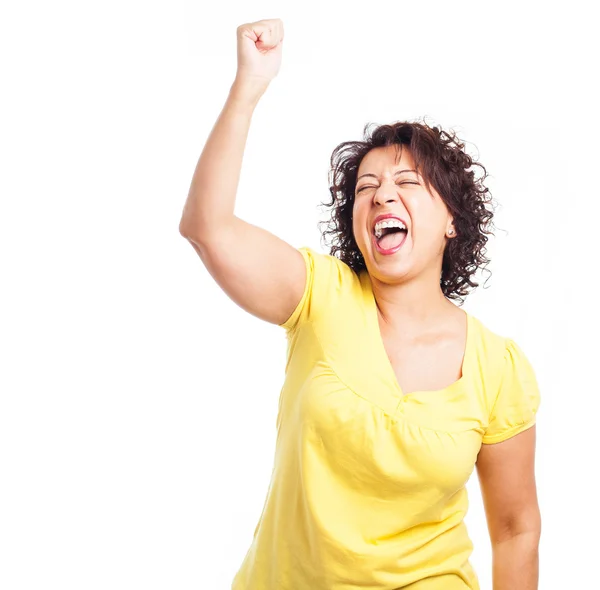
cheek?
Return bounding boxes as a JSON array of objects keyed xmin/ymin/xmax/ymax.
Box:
[
  {"xmin": 410, "ymin": 201, "xmax": 444, "ymax": 233},
  {"xmin": 351, "ymin": 204, "xmax": 365, "ymax": 240},
  {"xmin": 352, "ymin": 205, "xmax": 361, "ymax": 236}
]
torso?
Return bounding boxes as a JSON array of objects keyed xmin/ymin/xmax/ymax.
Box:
[{"xmin": 377, "ymin": 307, "xmax": 469, "ymax": 396}]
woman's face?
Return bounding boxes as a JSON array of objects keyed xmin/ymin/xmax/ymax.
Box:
[{"xmin": 352, "ymin": 145, "xmax": 455, "ymax": 283}]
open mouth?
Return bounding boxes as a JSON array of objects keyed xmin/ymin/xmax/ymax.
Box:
[{"xmin": 373, "ymin": 219, "xmax": 409, "ymax": 253}]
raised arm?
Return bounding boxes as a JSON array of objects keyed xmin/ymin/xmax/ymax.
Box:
[{"xmin": 178, "ymin": 19, "xmax": 306, "ymax": 326}]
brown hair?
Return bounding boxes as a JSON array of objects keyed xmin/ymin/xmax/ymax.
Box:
[{"xmin": 318, "ymin": 118, "xmax": 497, "ymax": 305}]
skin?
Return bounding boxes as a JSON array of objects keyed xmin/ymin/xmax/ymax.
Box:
[{"xmin": 476, "ymin": 426, "xmax": 541, "ymax": 560}]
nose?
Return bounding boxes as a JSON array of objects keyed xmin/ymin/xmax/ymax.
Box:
[{"xmin": 373, "ymin": 181, "xmax": 402, "ymax": 206}]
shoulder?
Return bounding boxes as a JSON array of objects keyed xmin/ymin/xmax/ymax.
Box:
[
  {"xmin": 297, "ymin": 246, "xmax": 357, "ymax": 284},
  {"xmin": 469, "ymin": 314, "xmax": 533, "ymax": 399},
  {"xmin": 469, "ymin": 314, "xmax": 508, "ymax": 371},
  {"xmin": 280, "ymin": 246, "xmax": 360, "ymax": 332},
  {"xmin": 472, "ymin": 315, "xmax": 535, "ymax": 372}
]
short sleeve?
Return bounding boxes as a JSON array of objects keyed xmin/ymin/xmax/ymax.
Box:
[
  {"xmin": 482, "ymin": 338, "xmax": 541, "ymax": 444},
  {"xmin": 278, "ymin": 246, "xmax": 348, "ymax": 332}
]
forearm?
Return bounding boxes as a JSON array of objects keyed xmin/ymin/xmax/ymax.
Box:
[
  {"xmin": 179, "ymin": 75, "xmax": 268, "ymax": 241},
  {"xmin": 492, "ymin": 531, "xmax": 540, "ymax": 590}
]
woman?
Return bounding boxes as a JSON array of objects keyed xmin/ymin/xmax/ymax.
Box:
[{"xmin": 179, "ymin": 18, "xmax": 541, "ymax": 590}]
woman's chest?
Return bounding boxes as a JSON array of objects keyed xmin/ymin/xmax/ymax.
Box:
[
  {"xmin": 281, "ymin": 361, "xmax": 483, "ymax": 496},
  {"xmin": 278, "ymin": 295, "xmax": 492, "ymax": 494},
  {"xmin": 301, "ymin": 310, "xmax": 487, "ymax": 430}
]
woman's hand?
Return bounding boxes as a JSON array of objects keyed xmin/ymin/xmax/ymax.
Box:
[{"xmin": 235, "ymin": 18, "xmax": 284, "ymax": 88}]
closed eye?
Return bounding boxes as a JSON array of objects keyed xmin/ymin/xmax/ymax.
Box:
[{"xmin": 356, "ymin": 181, "xmax": 419, "ymax": 194}]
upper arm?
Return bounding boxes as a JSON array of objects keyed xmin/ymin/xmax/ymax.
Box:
[
  {"xmin": 181, "ymin": 216, "xmax": 307, "ymax": 327},
  {"xmin": 476, "ymin": 424, "xmax": 541, "ymax": 543},
  {"xmin": 477, "ymin": 337, "xmax": 542, "ymax": 541}
]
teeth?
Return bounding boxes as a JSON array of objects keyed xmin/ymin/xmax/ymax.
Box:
[{"xmin": 373, "ymin": 218, "xmax": 407, "ymax": 239}]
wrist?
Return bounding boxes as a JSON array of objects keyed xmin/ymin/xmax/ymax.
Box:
[{"xmin": 229, "ymin": 74, "xmax": 269, "ymax": 109}]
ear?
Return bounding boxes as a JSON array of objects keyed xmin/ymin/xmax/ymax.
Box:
[{"xmin": 444, "ymin": 212, "xmax": 456, "ymax": 237}]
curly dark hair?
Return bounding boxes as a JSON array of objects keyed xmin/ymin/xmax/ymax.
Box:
[{"xmin": 318, "ymin": 118, "xmax": 497, "ymax": 306}]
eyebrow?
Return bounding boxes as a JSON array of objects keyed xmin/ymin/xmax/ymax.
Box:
[{"xmin": 356, "ymin": 169, "xmax": 418, "ymax": 181}]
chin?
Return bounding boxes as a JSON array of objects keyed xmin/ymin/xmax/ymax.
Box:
[{"xmin": 364, "ymin": 248, "xmax": 412, "ymax": 275}]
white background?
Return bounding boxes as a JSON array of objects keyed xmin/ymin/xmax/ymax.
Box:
[{"xmin": 1, "ymin": 1, "xmax": 598, "ymax": 588}]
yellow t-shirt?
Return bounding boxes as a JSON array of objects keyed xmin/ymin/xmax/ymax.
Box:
[{"xmin": 231, "ymin": 247, "xmax": 541, "ymax": 590}]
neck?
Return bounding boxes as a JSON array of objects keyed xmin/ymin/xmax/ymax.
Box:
[{"xmin": 369, "ymin": 266, "xmax": 459, "ymax": 332}]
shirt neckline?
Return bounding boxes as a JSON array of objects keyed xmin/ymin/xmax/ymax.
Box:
[{"xmin": 361, "ymin": 269, "xmax": 474, "ymax": 399}]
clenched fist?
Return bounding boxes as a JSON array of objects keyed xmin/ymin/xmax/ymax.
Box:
[{"xmin": 235, "ymin": 18, "xmax": 284, "ymax": 86}]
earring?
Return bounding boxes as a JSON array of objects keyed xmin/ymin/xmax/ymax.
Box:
[{"xmin": 448, "ymin": 228, "xmax": 455, "ymax": 236}]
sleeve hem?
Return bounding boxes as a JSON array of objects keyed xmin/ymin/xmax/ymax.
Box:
[
  {"xmin": 279, "ymin": 247, "xmax": 311, "ymax": 332},
  {"xmin": 481, "ymin": 416, "xmax": 537, "ymax": 445}
]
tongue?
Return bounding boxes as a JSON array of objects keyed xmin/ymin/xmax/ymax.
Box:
[{"xmin": 379, "ymin": 231, "xmax": 405, "ymax": 250}]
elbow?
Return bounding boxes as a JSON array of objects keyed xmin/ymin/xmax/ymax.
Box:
[
  {"xmin": 180, "ymin": 216, "xmax": 235, "ymax": 244},
  {"xmin": 179, "ymin": 219, "xmax": 192, "ymax": 239},
  {"xmin": 179, "ymin": 217, "xmax": 203, "ymax": 242},
  {"xmin": 178, "ymin": 220, "xmax": 216, "ymax": 251}
]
